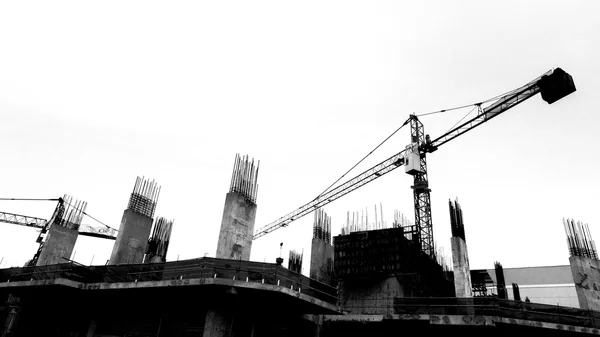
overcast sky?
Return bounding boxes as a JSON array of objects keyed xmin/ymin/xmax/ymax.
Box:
[{"xmin": 1, "ymin": 1, "xmax": 598, "ymax": 273}]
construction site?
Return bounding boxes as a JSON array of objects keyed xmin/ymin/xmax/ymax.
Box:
[{"xmin": 2, "ymin": 66, "xmax": 597, "ymax": 336}]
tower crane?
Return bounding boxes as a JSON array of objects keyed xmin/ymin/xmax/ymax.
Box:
[{"xmin": 252, "ymin": 67, "xmax": 576, "ymax": 257}]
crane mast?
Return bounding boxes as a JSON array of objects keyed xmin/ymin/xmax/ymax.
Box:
[
  {"xmin": 409, "ymin": 116, "xmax": 434, "ymax": 257},
  {"xmin": 252, "ymin": 67, "xmax": 576, "ymax": 247}
]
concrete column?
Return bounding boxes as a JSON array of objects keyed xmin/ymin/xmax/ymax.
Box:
[
  {"xmin": 451, "ymin": 236, "xmax": 472, "ymax": 297},
  {"xmin": 309, "ymin": 238, "xmax": 334, "ymax": 284},
  {"xmin": 203, "ymin": 309, "xmax": 234, "ymax": 337},
  {"xmin": 86, "ymin": 320, "xmax": 97, "ymax": 337},
  {"xmin": 216, "ymin": 192, "xmax": 257, "ymax": 261},
  {"xmin": 36, "ymin": 225, "xmax": 79, "ymax": 266},
  {"xmin": 569, "ymin": 255, "xmax": 600, "ymax": 310},
  {"xmin": 1, "ymin": 294, "xmax": 20, "ymax": 337},
  {"xmin": 109, "ymin": 209, "xmax": 153, "ymax": 265}
]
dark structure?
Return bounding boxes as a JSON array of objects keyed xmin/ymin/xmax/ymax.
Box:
[
  {"xmin": 0, "ymin": 258, "xmax": 338, "ymax": 336},
  {"xmin": 334, "ymin": 227, "xmax": 454, "ymax": 314},
  {"xmin": 495, "ymin": 262, "xmax": 508, "ymax": 300}
]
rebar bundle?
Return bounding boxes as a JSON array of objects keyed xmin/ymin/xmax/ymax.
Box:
[
  {"xmin": 288, "ymin": 249, "xmax": 303, "ymax": 274},
  {"xmin": 48, "ymin": 195, "xmax": 87, "ymax": 230},
  {"xmin": 341, "ymin": 204, "xmax": 406, "ymax": 235},
  {"xmin": 449, "ymin": 199, "xmax": 466, "ymax": 241},
  {"xmin": 146, "ymin": 217, "xmax": 174, "ymax": 261},
  {"xmin": 563, "ymin": 218, "xmax": 598, "ymax": 259},
  {"xmin": 127, "ymin": 176, "xmax": 160, "ymax": 218},
  {"xmin": 393, "ymin": 210, "xmax": 412, "ymax": 229},
  {"xmin": 434, "ymin": 242, "xmax": 452, "ymax": 273},
  {"xmin": 313, "ymin": 208, "xmax": 331, "ymax": 244},
  {"xmin": 229, "ymin": 154, "xmax": 259, "ymax": 204}
]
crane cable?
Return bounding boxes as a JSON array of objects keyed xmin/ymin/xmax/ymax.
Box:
[
  {"xmin": 315, "ymin": 117, "xmax": 411, "ymax": 199},
  {"xmin": 415, "ymin": 69, "xmax": 551, "ymax": 119},
  {"xmin": 61, "ymin": 199, "xmax": 116, "ymax": 231},
  {"xmin": 314, "ymin": 74, "xmax": 544, "ymax": 199}
]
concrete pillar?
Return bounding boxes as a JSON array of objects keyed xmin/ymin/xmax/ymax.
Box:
[
  {"xmin": 449, "ymin": 199, "xmax": 472, "ymax": 297},
  {"xmin": 203, "ymin": 309, "xmax": 234, "ymax": 337},
  {"xmin": 450, "ymin": 236, "xmax": 472, "ymax": 297},
  {"xmin": 569, "ymin": 255, "xmax": 600, "ymax": 310},
  {"xmin": 216, "ymin": 192, "xmax": 257, "ymax": 261},
  {"xmin": 309, "ymin": 238, "xmax": 334, "ymax": 284},
  {"xmin": 495, "ymin": 262, "xmax": 508, "ymax": 300},
  {"xmin": 36, "ymin": 225, "xmax": 79, "ymax": 266},
  {"xmin": 1, "ymin": 294, "xmax": 20, "ymax": 337},
  {"xmin": 109, "ymin": 209, "xmax": 153, "ymax": 265},
  {"xmin": 86, "ymin": 320, "xmax": 97, "ymax": 337}
]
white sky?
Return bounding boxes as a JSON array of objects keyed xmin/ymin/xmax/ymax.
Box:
[{"xmin": 1, "ymin": 1, "xmax": 598, "ymax": 274}]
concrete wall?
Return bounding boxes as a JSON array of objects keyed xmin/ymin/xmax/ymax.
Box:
[
  {"xmin": 569, "ymin": 256, "xmax": 600, "ymax": 311},
  {"xmin": 109, "ymin": 209, "xmax": 153, "ymax": 265},
  {"xmin": 216, "ymin": 192, "xmax": 257, "ymax": 261},
  {"xmin": 36, "ymin": 225, "xmax": 78, "ymax": 266},
  {"xmin": 310, "ymin": 238, "xmax": 334, "ymax": 285},
  {"xmin": 451, "ymin": 236, "xmax": 472, "ymax": 297},
  {"xmin": 339, "ymin": 277, "xmax": 407, "ymax": 315}
]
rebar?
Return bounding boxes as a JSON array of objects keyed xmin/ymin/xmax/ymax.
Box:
[
  {"xmin": 146, "ymin": 217, "xmax": 174, "ymax": 261},
  {"xmin": 313, "ymin": 208, "xmax": 331, "ymax": 244},
  {"xmin": 127, "ymin": 176, "xmax": 160, "ymax": 218},
  {"xmin": 229, "ymin": 154, "xmax": 260, "ymax": 204},
  {"xmin": 50, "ymin": 195, "xmax": 87, "ymax": 230},
  {"xmin": 288, "ymin": 249, "xmax": 303, "ymax": 274},
  {"xmin": 563, "ymin": 218, "xmax": 598, "ymax": 259},
  {"xmin": 449, "ymin": 198, "xmax": 466, "ymax": 241}
]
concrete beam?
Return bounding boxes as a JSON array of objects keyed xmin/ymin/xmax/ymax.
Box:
[{"xmin": 0, "ymin": 277, "xmax": 341, "ymax": 314}]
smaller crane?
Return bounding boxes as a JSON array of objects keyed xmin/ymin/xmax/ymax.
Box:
[{"xmin": 0, "ymin": 198, "xmax": 117, "ymax": 240}]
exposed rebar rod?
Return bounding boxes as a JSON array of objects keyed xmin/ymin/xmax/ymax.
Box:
[
  {"xmin": 564, "ymin": 218, "xmax": 598, "ymax": 259},
  {"xmin": 288, "ymin": 249, "xmax": 303, "ymax": 273},
  {"xmin": 229, "ymin": 154, "xmax": 260, "ymax": 204},
  {"xmin": 54, "ymin": 194, "xmax": 87, "ymax": 230},
  {"xmin": 127, "ymin": 176, "xmax": 160, "ymax": 218},
  {"xmin": 449, "ymin": 198, "xmax": 466, "ymax": 241},
  {"xmin": 146, "ymin": 217, "xmax": 174, "ymax": 261}
]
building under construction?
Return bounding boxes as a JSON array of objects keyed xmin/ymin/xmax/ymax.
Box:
[{"xmin": 1, "ymin": 68, "xmax": 592, "ymax": 336}]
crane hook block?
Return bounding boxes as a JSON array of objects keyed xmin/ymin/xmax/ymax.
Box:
[{"xmin": 539, "ymin": 68, "xmax": 576, "ymax": 105}]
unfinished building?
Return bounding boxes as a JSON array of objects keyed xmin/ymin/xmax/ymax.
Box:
[{"xmin": 334, "ymin": 225, "xmax": 454, "ymax": 314}]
